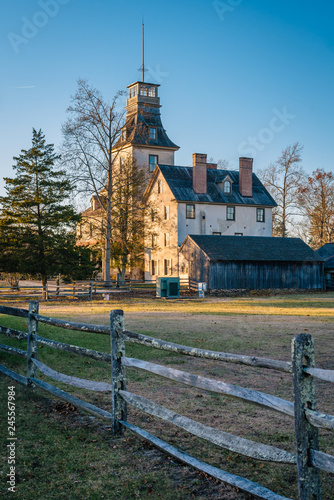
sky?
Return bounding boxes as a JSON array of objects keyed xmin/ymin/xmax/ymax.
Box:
[{"xmin": 1, "ymin": 0, "xmax": 334, "ymax": 196}]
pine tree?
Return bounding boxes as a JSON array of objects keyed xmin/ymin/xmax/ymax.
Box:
[{"xmin": 0, "ymin": 129, "xmax": 93, "ymax": 292}]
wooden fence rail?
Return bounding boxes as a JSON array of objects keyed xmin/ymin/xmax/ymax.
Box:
[{"xmin": 0, "ymin": 302, "xmax": 334, "ymax": 499}]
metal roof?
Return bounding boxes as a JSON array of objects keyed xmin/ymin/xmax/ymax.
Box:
[
  {"xmin": 181, "ymin": 235, "xmax": 323, "ymax": 262},
  {"xmin": 158, "ymin": 165, "xmax": 277, "ymax": 207}
]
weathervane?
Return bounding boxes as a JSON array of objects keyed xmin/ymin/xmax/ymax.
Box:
[{"xmin": 138, "ymin": 21, "xmax": 148, "ymax": 82}]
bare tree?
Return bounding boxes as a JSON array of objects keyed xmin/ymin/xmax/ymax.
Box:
[
  {"xmin": 62, "ymin": 79, "xmax": 125, "ymax": 284},
  {"xmin": 108, "ymin": 156, "xmax": 152, "ymax": 282},
  {"xmin": 258, "ymin": 143, "xmax": 305, "ymax": 237},
  {"xmin": 298, "ymin": 169, "xmax": 334, "ymax": 248}
]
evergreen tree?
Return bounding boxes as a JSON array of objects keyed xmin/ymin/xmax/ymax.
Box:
[{"xmin": 0, "ymin": 129, "xmax": 94, "ymax": 291}]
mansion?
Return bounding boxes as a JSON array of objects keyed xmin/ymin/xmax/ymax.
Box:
[{"xmin": 78, "ymin": 79, "xmax": 277, "ymax": 281}]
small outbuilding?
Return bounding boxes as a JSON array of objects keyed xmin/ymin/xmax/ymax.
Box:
[
  {"xmin": 316, "ymin": 243, "xmax": 334, "ymax": 289},
  {"xmin": 180, "ymin": 235, "xmax": 324, "ymax": 291}
]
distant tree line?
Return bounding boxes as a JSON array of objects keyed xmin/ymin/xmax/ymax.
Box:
[{"xmin": 258, "ymin": 142, "xmax": 334, "ymax": 248}]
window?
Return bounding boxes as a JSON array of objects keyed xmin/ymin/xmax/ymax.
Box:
[
  {"xmin": 122, "ymin": 129, "xmax": 126, "ymax": 141},
  {"xmin": 148, "ymin": 87, "xmax": 156, "ymax": 97},
  {"xmin": 158, "ymin": 180, "xmax": 163, "ymax": 193},
  {"xmin": 140, "ymin": 86, "xmax": 148, "ymax": 96},
  {"xmin": 129, "ymin": 87, "xmax": 137, "ymax": 98},
  {"xmin": 151, "ymin": 209, "xmax": 157, "ymax": 222},
  {"xmin": 257, "ymin": 208, "xmax": 265, "ymax": 222},
  {"xmin": 152, "ymin": 234, "xmax": 157, "ymax": 247},
  {"xmin": 164, "ymin": 206, "xmax": 170, "ymax": 220},
  {"xmin": 226, "ymin": 206, "xmax": 235, "ymax": 221},
  {"xmin": 120, "ymin": 157, "xmax": 125, "ymax": 173},
  {"xmin": 149, "ymin": 155, "xmax": 158, "ymax": 172},
  {"xmin": 223, "ymin": 180, "xmax": 231, "ymax": 194},
  {"xmin": 149, "ymin": 127, "xmax": 157, "ymax": 140},
  {"xmin": 152, "ymin": 260, "xmax": 159, "ymax": 276},
  {"xmin": 164, "ymin": 233, "xmax": 170, "ymax": 247},
  {"xmin": 164, "ymin": 259, "xmax": 172, "ymax": 276},
  {"xmin": 186, "ymin": 204, "xmax": 195, "ymax": 219},
  {"xmin": 234, "ymin": 233, "xmax": 243, "ymax": 236},
  {"xmin": 212, "ymin": 231, "xmax": 221, "ymax": 235}
]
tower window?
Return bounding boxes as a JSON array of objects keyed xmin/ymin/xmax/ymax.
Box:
[
  {"xmin": 148, "ymin": 87, "xmax": 156, "ymax": 97},
  {"xmin": 140, "ymin": 86, "xmax": 148, "ymax": 96},
  {"xmin": 129, "ymin": 87, "xmax": 137, "ymax": 98},
  {"xmin": 257, "ymin": 208, "xmax": 265, "ymax": 222},
  {"xmin": 149, "ymin": 155, "xmax": 158, "ymax": 172},
  {"xmin": 226, "ymin": 206, "xmax": 235, "ymax": 221},
  {"xmin": 149, "ymin": 127, "xmax": 157, "ymax": 140}
]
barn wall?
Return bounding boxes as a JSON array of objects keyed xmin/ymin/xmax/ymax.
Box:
[
  {"xmin": 209, "ymin": 261, "xmax": 324, "ymax": 290},
  {"xmin": 184, "ymin": 243, "xmax": 210, "ymax": 284}
]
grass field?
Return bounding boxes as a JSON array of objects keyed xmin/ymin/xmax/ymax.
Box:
[{"xmin": 0, "ymin": 292, "xmax": 333, "ymax": 499}]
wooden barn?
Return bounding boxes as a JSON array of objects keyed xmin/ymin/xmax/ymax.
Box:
[
  {"xmin": 316, "ymin": 243, "xmax": 334, "ymax": 289},
  {"xmin": 180, "ymin": 235, "xmax": 324, "ymax": 291}
]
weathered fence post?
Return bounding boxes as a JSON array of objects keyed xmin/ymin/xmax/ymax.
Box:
[
  {"xmin": 292, "ymin": 334, "xmax": 321, "ymax": 499},
  {"xmin": 110, "ymin": 309, "xmax": 127, "ymax": 435},
  {"xmin": 89, "ymin": 283, "xmax": 93, "ymax": 301},
  {"xmin": 27, "ymin": 301, "xmax": 39, "ymax": 385}
]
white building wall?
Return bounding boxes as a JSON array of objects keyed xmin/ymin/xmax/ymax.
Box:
[{"xmin": 177, "ymin": 203, "xmax": 272, "ymax": 244}]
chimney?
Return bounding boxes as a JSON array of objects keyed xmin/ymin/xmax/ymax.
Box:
[
  {"xmin": 239, "ymin": 157, "xmax": 253, "ymax": 197},
  {"xmin": 192, "ymin": 153, "xmax": 207, "ymax": 194}
]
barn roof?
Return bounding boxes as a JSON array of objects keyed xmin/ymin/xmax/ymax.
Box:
[
  {"xmin": 157, "ymin": 165, "xmax": 277, "ymax": 207},
  {"xmin": 181, "ymin": 235, "xmax": 323, "ymax": 263},
  {"xmin": 316, "ymin": 243, "xmax": 334, "ymax": 259}
]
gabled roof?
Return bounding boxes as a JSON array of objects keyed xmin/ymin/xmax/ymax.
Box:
[
  {"xmin": 155, "ymin": 165, "xmax": 277, "ymax": 207},
  {"xmin": 180, "ymin": 235, "xmax": 323, "ymax": 262},
  {"xmin": 316, "ymin": 243, "xmax": 334, "ymax": 270},
  {"xmin": 316, "ymin": 243, "xmax": 334, "ymax": 259}
]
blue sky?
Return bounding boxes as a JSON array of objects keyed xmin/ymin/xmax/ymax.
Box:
[{"xmin": 1, "ymin": 0, "xmax": 333, "ymax": 195}]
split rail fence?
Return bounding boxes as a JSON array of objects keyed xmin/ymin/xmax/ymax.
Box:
[
  {"xmin": 0, "ymin": 301, "xmax": 334, "ymax": 499},
  {"xmin": 0, "ymin": 278, "xmax": 195, "ymax": 301},
  {"xmin": 0, "ymin": 283, "xmax": 93, "ymax": 301}
]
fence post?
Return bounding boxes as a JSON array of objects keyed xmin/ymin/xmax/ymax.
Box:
[
  {"xmin": 110, "ymin": 309, "xmax": 127, "ymax": 435},
  {"xmin": 27, "ymin": 301, "xmax": 39, "ymax": 385},
  {"xmin": 292, "ymin": 334, "xmax": 321, "ymax": 499},
  {"xmin": 89, "ymin": 283, "xmax": 93, "ymax": 301}
]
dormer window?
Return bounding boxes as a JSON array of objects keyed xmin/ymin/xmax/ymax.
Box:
[
  {"xmin": 149, "ymin": 127, "xmax": 157, "ymax": 140},
  {"xmin": 122, "ymin": 129, "xmax": 127, "ymax": 141},
  {"xmin": 223, "ymin": 180, "xmax": 231, "ymax": 194}
]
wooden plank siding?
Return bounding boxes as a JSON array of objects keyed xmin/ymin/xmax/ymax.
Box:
[
  {"xmin": 209, "ymin": 261, "xmax": 324, "ymax": 290},
  {"xmin": 182, "ymin": 236, "xmax": 324, "ymax": 291}
]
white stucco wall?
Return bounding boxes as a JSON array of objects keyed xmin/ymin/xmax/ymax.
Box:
[{"xmin": 177, "ymin": 203, "xmax": 272, "ymax": 244}]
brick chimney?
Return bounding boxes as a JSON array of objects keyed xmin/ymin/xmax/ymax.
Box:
[
  {"xmin": 239, "ymin": 157, "xmax": 253, "ymax": 197},
  {"xmin": 193, "ymin": 153, "xmax": 207, "ymax": 194}
]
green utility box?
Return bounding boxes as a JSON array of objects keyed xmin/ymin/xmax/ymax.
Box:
[{"xmin": 156, "ymin": 277, "xmax": 180, "ymax": 298}]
